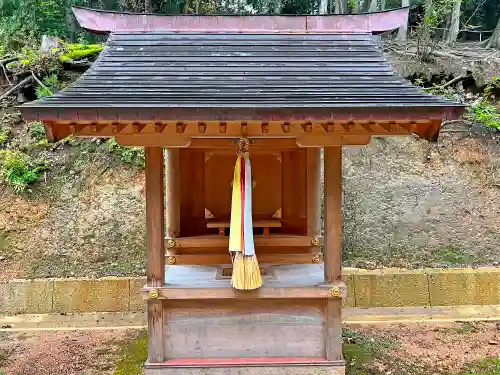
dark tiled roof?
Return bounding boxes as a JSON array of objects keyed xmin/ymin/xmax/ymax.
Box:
[{"xmin": 21, "ymin": 32, "xmax": 463, "ymax": 122}]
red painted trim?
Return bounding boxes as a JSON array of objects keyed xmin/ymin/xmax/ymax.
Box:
[
  {"xmin": 147, "ymin": 357, "xmax": 338, "ymax": 368},
  {"xmin": 71, "ymin": 6, "xmax": 409, "ymax": 34}
]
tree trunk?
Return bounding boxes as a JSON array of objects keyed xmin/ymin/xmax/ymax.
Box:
[
  {"xmin": 144, "ymin": 0, "xmax": 152, "ymax": 12},
  {"xmin": 334, "ymin": 0, "xmax": 346, "ymax": 13},
  {"xmin": 397, "ymin": 0, "xmax": 410, "ymax": 41},
  {"xmin": 424, "ymin": 0, "xmax": 433, "ymax": 20},
  {"xmin": 445, "ymin": 0, "xmax": 462, "ymax": 45},
  {"xmin": 487, "ymin": 16, "xmax": 500, "ymax": 48},
  {"xmin": 380, "ymin": 0, "xmax": 385, "ymax": 10},
  {"xmin": 320, "ymin": 0, "xmax": 328, "ymax": 14},
  {"xmin": 274, "ymin": 0, "xmax": 281, "ymax": 13},
  {"xmin": 368, "ymin": 0, "xmax": 377, "ymax": 12}
]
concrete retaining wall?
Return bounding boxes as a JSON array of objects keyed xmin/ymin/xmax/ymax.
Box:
[{"xmin": 1, "ymin": 268, "xmax": 499, "ymax": 314}]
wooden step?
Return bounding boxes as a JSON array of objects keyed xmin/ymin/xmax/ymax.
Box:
[{"xmin": 207, "ymin": 219, "xmax": 282, "ymax": 236}]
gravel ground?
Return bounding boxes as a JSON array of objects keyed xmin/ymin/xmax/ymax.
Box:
[
  {"xmin": 0, "ymin": 323, "xmax": 498, "ymax": 375},
  {"xmin": 351, "ymin": 321, "xmax": 500, "ymax": 374},
  {"xmin": 0, "ymin": 330, "xmax": 134, "ymax": 375}
]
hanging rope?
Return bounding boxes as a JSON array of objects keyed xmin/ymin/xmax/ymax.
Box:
[{"xmin": 228, "ymin": 137, "xmax": 262, "ymax": 290}]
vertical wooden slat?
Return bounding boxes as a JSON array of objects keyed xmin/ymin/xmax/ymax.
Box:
[
  {"xmin": 165, "ymin": 149, "xmax": 180, "ymax": 238},
  {"xmin": 145, "ymin": 147, "xmax": 165, "ymax": 363},
  {"xmin": 306, "ymin": 148, "xmax": 321, "ymax": 237},
  {"xmin": 325, "ymin": 299, "xmax": 343, "ymax": 361},
  {"xmin": 324, "ymin": 146, "xmax": 342, "ymax": 282},
  {"xmin": 323, "ymin": 146, "xmax": 343, "ymax": 361},
  {"xmin": 282, "ymin": 149, "xmax": 307, "ymax": 235}
]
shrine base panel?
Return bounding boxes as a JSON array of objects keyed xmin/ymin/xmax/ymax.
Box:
[
  {"xmin": 145, "ymin": 265, "xmax": 343, "ymax": 373},
  {"xmin": 145, "ymin": 361, "xmax": 345, "ymax": 375}
]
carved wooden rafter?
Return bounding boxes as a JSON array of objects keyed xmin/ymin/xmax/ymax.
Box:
[{"xmin": 44, "ymin": 120, "xmax": 436, "ymax": 148}]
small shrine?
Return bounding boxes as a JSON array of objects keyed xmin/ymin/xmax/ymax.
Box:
[{"xmin": 21, "ymin": 7, "xmax": 464, "ymax": 375}]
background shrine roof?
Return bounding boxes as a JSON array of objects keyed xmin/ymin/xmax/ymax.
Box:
[
  {"xmin": 71, "ymin": 6, "xmax": 410, "ymax": 34},
  {"xmin": 21, "ymin": 32, "xmax": 464, "ymax": 123}
]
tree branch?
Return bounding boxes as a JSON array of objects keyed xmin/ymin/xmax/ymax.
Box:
[
  {"xmin": 0, "ymin": 76, "xmax": 33, "ymax": 100},
  {"xmin": 436, "ymin": 75, "xmax": 466, "ymax": 90}
]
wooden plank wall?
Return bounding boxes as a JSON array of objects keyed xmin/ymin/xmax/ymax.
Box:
[{"xmin": 163, "ymin": 299, "xmax": 325, "ymax": 359}]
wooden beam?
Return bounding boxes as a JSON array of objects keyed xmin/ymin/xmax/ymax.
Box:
[
  {"xmin": 47, "ymin": 119, "xmax": 428, "ymax": 147},
  {"xmin": 111, "ymin": 123, "xmax": 125, "ymax": 134},
  {"xmin": 166, "ymin": 235, "xmax": 323, "ymax": 249},
  {"xmin": 154, "ymin": 122, "xmax": 166, "ymax": 133},
  {"xmin": 132, "ymin": 122, "xmax": 146, "ymax": 133},
  {"xmin": 282, "ymin": 122, "xmax": 291, "ymax": 133},
  {"xmin": 165, "ymin": 253, "xmax": 323, "ymax": 266},
  {"xmin": 116, "ymin": 134, "xmax": 191, "ymax": 147},
  {"xmin": 142, "ymin": 281, "xmax": 346, "ymax": 300},
  {"xmin": 296, "ymin": 134, "xmax": 371, "ymax": 147},
  {"xmin": 302, "ymin": 122, "xmax": 313, "ymax": 133},
  {"xmin": 145, "ymin": 147, "xmax": 165, "ymax": 363},
  {"xmin": 323, "ymin": 147, "xmax": 342, "ymax": 282},
  {"xmin": 307, "ymin": 148, "xmax": 321, "ymax": 238},
  {"xmin": 323, "ymin": 146, "xmax": 343, "ymax": 362},
  {"xmin": 197, "ymin": 122, "xmax": 206, "ymax": 133},
  {"xmin": 165, "ymin": 149, "xmax": 180, "ymax": 238},
  {"xmin": 176, "ymin": 122, "xmax": 186, "ymax": 133}
]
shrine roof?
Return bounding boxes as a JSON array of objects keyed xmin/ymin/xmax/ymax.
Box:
[{"xmin": 21, "ymin": 30, "xmax": 464, "ymax": 123}]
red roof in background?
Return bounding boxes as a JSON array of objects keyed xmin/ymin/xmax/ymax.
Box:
[{"xmin": 71, "ymin": 6, "xmax": 410, "ymax": 34}]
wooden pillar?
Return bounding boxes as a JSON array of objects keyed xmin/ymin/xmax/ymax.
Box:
[
  {"xmin": 145, "ymin": 147, "xmax": 165, "ymax": 363},
  {"xmin": 323, "ymin": 146, "xmax": 343, "ymax": 361},
  {"xmin": 165, "ymin": 149, "xmax": 180, "ymax": 238},
  {"xmin": 306, "ymin": 148, "xmax": 321, "ymax": 238}
]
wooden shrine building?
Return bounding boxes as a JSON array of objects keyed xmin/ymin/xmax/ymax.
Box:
[{"xmin": 21, "ymin": 7, "xmax": 464, "ymax": 375}]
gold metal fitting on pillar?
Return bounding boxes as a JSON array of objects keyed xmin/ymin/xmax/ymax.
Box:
[
  {"xmin": 330, "ymin": 287, "xmax": 341, "ymax": 298},
  {"xmin": 148, "ymin": 289, "xmax": 159, "ymax": 299},
  {"xmin": 312, "ymin": 254, "xmax": 321, "ymax": 264},
  {"xmin": 311, "ymin": 237, "xmax": 321, "ymax": 246},
  {"xmin": 166, "ymin": 238, "xmax": 176, "ymax": 249},
  {"xmin": 167, "ymin": 256, "xmax": 176, "ymax": 265}
]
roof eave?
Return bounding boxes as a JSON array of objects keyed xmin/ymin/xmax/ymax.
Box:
[{"xmin": 21, "ymin": 105, "xmax": 465, "ymax": 123}]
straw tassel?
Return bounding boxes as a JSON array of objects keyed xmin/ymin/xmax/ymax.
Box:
[{"xmin": 229, "ymin": 138, "xmax": 262, "ymax": 290}]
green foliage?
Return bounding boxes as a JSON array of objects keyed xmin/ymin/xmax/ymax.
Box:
[
  {"xmin": 29, "ymin": 122, "xmax": 46, "ymax": 141},
  {"xmin": 454, "ymin": 357, "xmax": 500, "ymax": 375},
  {"xmin": 471, "ymin": 77, "xmax": 500, "ymax": 130},
  {"xmin": 472, "ymin": 104, "xmax": 500, "ymax": 129},
  {"xmin": 9, "ymin": 44, "xmax": 62, "ymax": 75},
  {"xmin": 0, "ymin": 128, "xmax": 11, "ymax": 146},
  {"xmin": 0, "ymin": 150, "xmax": 48, "ymax": 192},
  {"xmin": 35, "ymin": 73, "xmax": 64, "ymax": 98},
  {"xmin": 107, "ymin": 139, "xmax": 145, "ymax": 168},
  {"xmin": 114, "ymin": 332, "xmax": 148, "ymax": 375},
  {"xmin": 59, "ymin": 43, "xmax": 103, "ymax": 63},
  {"xmin": 35, "ymin": 85, "xmax": 53, "ymax": 98}
]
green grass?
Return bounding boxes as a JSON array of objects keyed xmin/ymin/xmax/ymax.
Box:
[
  {"xmin": 28, "ymin": 122, "xmax": 46, "ymax": 141},
  {"xmin": 107, "ymin": 139, "xmax": 145, "ymax": 168},
  {"xmin": 0, "ymin": 150, "xmax": 48, "ymax": 192},
  {"xmin": 0, "ymin": 348, "xmax": 9, "ymax": 370},
  {"xmin": 454, "ymin": 358, "xmax": 500, "ymax": 375}
]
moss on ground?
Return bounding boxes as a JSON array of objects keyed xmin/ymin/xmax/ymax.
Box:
[
  {"xmin": 110, "ymin": 330, "xmax": 399, "ymax": 375},
  {"xmin": 113, "ymin": 331, "xmax": 148, "ymax": 375}
]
